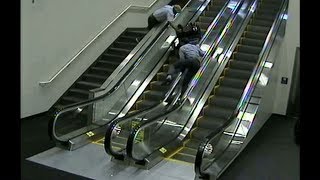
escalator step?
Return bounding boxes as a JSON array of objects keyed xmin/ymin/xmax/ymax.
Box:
[
  {"xmin": 101, "ymin": 53, "xmax": 126, "ymax": 62},
  {"xmin": 190, "ymin": 127, "xmax": 212, "ymax": 140},
  {"xmin": 172, "ymin": 153, "xmax": 195, "ymax": 163},
  {"xmin": 144, "ymin": 90, "xmax": 166, "ymax": 101},
  {"xmin": 126, "ymin": 28, "xmax": 149, "ymax": 35},
  {"xmin": 75, "ymin": 81, "xmax": 101, "ymax": 90},
  {"xmin": 212, "ymin": 0, "xmax": 227, "ymax": 6},
  {"xmin": 204, "ymin": 10, "xmax": 218, "ymax": 17},
  {"xmin": 124, "ymin": 31, "xmax": 146, "ymax": 37},
  {"xmin": 206, "ymin": 5, "xmax": 222, "ymax": 12},
  {"xmin": 233, "ymin": 52, "xmax": 259, "ymax": 62},
  {"xmin": 68, "ymin": 88, "xmax": 90, "ymax": 99},
  {"xmin": 113, "ymin": 41, "xmax": 136, "ymax": 50},
  {"xmin": 254, "ymin": 13, "xmax": 275, "ymax": 21},
  {"xmin": 241, "ymin": 37, "xmax": 265, "ymax": 47},
  {"xmin": 90, "ymin": 67, "xmax": 113, "ymax": 76},
  {"xmin": 163, "ymin": 64, "xmax": 170, "ymax": 72},
  {"xmin": 82, "ymin": 73, "xmax": 106, "ymax": 83},
  {"xmin": 197, "ymin": 22, "xmax": 211, "ymax": 31},
  {"xmin": 136, "ymin": 100, "xmax": 158, "ymax": 110},
  {"xmin": 247, "ymin": 25, "xmax": 270, "ymax": 34},
  {"xmin": 203, "ymin": 105, "xmax": 234, "ymax": 119},
  {"xmin": 184, "ymin": 139, "xmax": 202, "ymax": 149},
  {"xmin": 215, "ymin": 86, "xmax": 243, "ymax": 99},
  {"xmin": 225, "ymin": 68, "xmax": 252, "ymax": 79},
  {"xmin": 220, "ymin": 77, "xmax": 247, "ymax": 89},
  {"xmin": 197, "ymin": 116, "xmax": 226, "ymax": 129},
  {"xmin": 61, "ymin": 96, "xmax": 86, "ymax": 104},
  {"xmin": 259, "ymin": 3, "xmax": 281, "ymax": 11},
  {"xmin": 150, "ymin": 81, "xmax": 170, "ymax": 91},
  {"xmin": 244, "ymin": 31, "xmax": 268, "ymax": 40},
  {"xmin": 118, "ymin": 36, "xmax": 139, "ymax": 44},
  {"xmin": 109, "ymin": 47, "xmax": 132, "ymax": 54},
  {"xmin": 229, "ymin": 59, "xmax": 256, "ymax": 71},
  {"xmin": 256, "ymin": 6, "xmax": 279, "ymax": 14},
  {"xmin": 209, "ymin": 96, "xmax": 239, "ymax": 109},
  {"xmin": 198, "ymin": 16, "xmax": 215, "ymax": 24},
  {"xmin": 237, "ymin": 44, "xmax": 262, "ymax": 55},
  {"xmin": 251, "ymin": 19, "xmax": 274, "ymax": 27},
  {"xmin": 96, "ymin": 60, "xmax": 120, "ymax": 69}
]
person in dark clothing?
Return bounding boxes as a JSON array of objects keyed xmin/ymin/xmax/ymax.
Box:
[
  {"xmin": 165, "ymin": 43, "xmax": 205, "ymax": 92},
  {"xmin": 147, "ymin": 5, "xmax": 182, "ymax": 30},
  {"xmin": 170, "ymin": 22, "xmax": 202, "ymax": 48}
]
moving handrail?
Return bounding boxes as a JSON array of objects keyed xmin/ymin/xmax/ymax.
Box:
[
  {"xmin": 194, "ymin": 0, "xmax": 288, "ymax": 178},
  {"xmin": 125, "ymin": 0, "xmax": 245, "ymax": 163},
  {"xmin": 104, "ymin": 70, "xmax": 186, "ymax": 159},
  {"xmin": 39, "ymin": 0, "xmax": 160, "ymax": 86}
]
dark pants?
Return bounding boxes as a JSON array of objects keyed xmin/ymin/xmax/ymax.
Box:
[
  {"xmin": 168, "ymin": 59, "xmax": 201, "ymax": 91},
  {"xmin": 148, "ymin": 15, "xmax": 159, "ymax": 30}
]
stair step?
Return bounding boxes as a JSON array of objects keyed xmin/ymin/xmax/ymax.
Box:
[
  {"xmin": 197, "ymin": 116, "xmax": 226, "ymax": 129},
  {"xmin": 96, "ymin": 60, "xmax": 120, "ymax": 69},
  {"xmin": 82, "ymin": 73, "xmax": 106, "ymax": 83},
  {"xmin": 198, "ymin": 16, "xmax": 215, "ymax": 24},
  {"xmin": 184, "ymin": 139, "xmax": 202, "ymax": 149},
  {"xmin": 209, "ymin": 96, "xmax": 239, "ymax": 109},
  {"xmin": 101, "ymin": 53, "xmax": 126, "ymax": 62},
  {"xmin": 61, "ymin": 96, "xmax": 86, "ymax": 104},
  {"xmin": 150, "ymin": 81, "xmax": 170, "ymax": 91},
  {"xmin": 90, "ymin": 67, "xmax": 113, "ymax": 76},
  {"xmin": 233, "ymin": 52, "xmax": 259, "ymax": 62},
  {"xmin": 229, "ymin": 59, "xmax": 256, "ymax": 71},
  {"xmin": 135, "ymin": 100, "xmax": 158, "ymax": 110},
  {"xmin": 204, "ymin": 10, "xmax": 218, "ymax": 17},
  {"xmin": 144, "ymin": 90, "xmax": 166, "ymax": 101},
  {"xmin": 67, "ymin": 88, "xmax": 90, "ymax": 99},
  {"xmin": 203, "ymin": 105, "xmax": 234, "ymax": 119},
  {"xmin": 237, "ymin": 44, "xmax": 262, "ymax": 55},
  {"xmin": 220, "ymin": 77, "xmax": 247, "ymax": 89},
  {"xmin": 75, "ymin": 81, "xmax": 101, "ymax": 90},
  {"xmin": 247, "ymin": 25, "xmax": 270, "ymax": 34},
  {"xmin": 251, "ymin": 19, "xmax": 274, "ymax": 27},
  {"xmin": 241, "ymin": 37, "xmax": 265, "ymax": 47},
  {"xmin": 190, "ymin": 127, "xmax": 212, "ymax": 140},
  {"xmin": 244, "ymin": 31, "xmax": 268, "ymax": 40},
  {"xmin": 178, "ymin": 147, "xmax": 198, "ymax": 156},
  {"xmin": 215, "ymin": 86, "xmax": 243, "ymax": 99},
  {"xmin": 118, "ymin": 36, "xmax": 139, "ymax": 44},
  {"xmin": 113, "ymin": 41, "xmax": 136, "ymax": 50},
  {"xmin": 225, "ymin": 68, "xmax": 252, "ymax": 79},
  {"xmin": 197, "ymin": 22, "xmax": 211, "ymax": 31},
  {"xmin": 109, "ymin": 47, "xmax": 132, "ymax": 54}
]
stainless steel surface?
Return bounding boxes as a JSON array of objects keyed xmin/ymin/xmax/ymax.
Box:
[
  {"xmin": 197, "ymin": 0, "xmax": 289, "ymax": 178},
  {"xmin": 128, "ymin": 0, "xmax": 248, "ymax": 163},
  {"xmin": 39, "ymin": 0, "xmax": 160, "ymax": 86},
  {"xmin": 52, "ymin": 0, "xmax": 210, "ymax": 148}
]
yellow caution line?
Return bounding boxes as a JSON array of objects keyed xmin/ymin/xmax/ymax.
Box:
[
  {"xmin": 164, "ymin": 157, "xmax": 193, "ymax": 165},
  {"xmin": 166, "ymin": 146, "xmax": 184, "ymax": 159}
]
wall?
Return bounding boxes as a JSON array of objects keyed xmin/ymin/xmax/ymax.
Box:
[
  {"xmin": 21, "ymin": 0, "xmax": 170, "ymax": 118},
  {"xmin": 272, "ymin": 0, "xmax": 300, "ymax": 115}
]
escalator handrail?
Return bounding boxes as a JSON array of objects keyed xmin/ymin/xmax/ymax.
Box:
[
  {"xmin": 126, "ymin": 0, "xmax": 245, "ymax": 162},
  {"xmin": 194, "ymin": 0, "xmax": 288, "ymax": 177},
  {"xmin": 104, "ymin": 70, "xmax": 186, "ymax": 159}
]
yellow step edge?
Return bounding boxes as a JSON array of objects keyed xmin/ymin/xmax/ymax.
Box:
[
  {"xmin": 166, "ymin": 146, "xmax": 185, "ymax": 159},
  {"xmin": 196, "ymin": 116, "xmax": 203, "ymax": 126},
  {"xmin": 164, "ymin": 157, "xmax": 193, "ymax": 165}
]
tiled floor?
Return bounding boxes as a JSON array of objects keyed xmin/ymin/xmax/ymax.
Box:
[{"xmin": 21, "ymin": 114, "xmax": 299, "ymax": 180}]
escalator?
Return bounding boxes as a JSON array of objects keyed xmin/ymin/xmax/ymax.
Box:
[
  {"xmin": 166, "ymin": 0, "xmax": 282, "ymax": 163},
  {"xmin": 109, "ymin": 0, "xmax": 229, "ymax": 151},
  {"xmin": 55, "ymin": 28, "xmax": 148, "ymax": 109}
]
